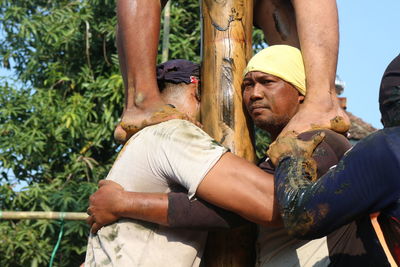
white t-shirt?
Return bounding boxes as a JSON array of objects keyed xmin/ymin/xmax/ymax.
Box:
[{"xmin": 85, "ymin": 119, "xmax": 228, "ymax": 267}]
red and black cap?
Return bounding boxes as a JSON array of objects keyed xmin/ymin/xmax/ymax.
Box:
[{"xmin": 156, "ymin": 59, "xmax": 200, "ymax": 89}]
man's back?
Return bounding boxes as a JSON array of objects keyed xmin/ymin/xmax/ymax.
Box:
[{"xmin": 85, "ymin": 119, "xmax": 227, "ymax": 266}]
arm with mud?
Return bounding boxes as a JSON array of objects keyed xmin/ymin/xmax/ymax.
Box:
[{"xmin": 273, "ymin": 128, "xmax": 400, "ymax": 239}]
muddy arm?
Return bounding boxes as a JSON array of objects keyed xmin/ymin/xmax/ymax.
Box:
[{"xmin": 274, "ymin": 129, "xmax": 400, "ymax": 239}]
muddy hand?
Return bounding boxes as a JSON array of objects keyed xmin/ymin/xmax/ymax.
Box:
[{"xmin": 267, "ymin": 131, "xmax": 325, "ymax": 166}]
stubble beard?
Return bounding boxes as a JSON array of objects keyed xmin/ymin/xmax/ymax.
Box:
[{"xmin": 255, "ymin": 115, "xmax": 291, "ymax": 140}]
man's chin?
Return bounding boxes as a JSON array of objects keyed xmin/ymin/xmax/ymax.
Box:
[
  {"xmin": 254, "ymin": 118, "xmax": 285, "ymax": 134},
  {"xmin": 254, "ymin": 118, "xmax": 273, "ymax": 130}
]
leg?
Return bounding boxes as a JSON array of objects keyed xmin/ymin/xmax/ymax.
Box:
[
  {"xmin": 254, "ymin": 0, "xmax": 350, "ymax": 134},
  {"xmin": 114, "ymin": 0, "xmax": 184, "ymax": 144},
  {"xmin": 253, "ymin": 0, "xmax": 300, "ymax": 47},
  {"xmin": 288, "ymin": 0, "xmax": 349, "ymax": 134}
]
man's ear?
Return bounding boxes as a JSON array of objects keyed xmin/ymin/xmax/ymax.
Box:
[
  {"xmin": 298, "ymin": 94, "xmax": 305, "ymax": 104},
  {"xmin": 193, "ymin": 83, "xmax": 201, "ymax": 102}
]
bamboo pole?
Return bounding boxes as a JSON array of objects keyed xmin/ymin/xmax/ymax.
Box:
[
  {"xmin": 200, "ymin": 0, "xmax": 256, "ymax": 266},
  {"xmin": 0, "ymin": 211, "xmax": 88, "ymax": 221},
  {"xmin": 161, "ymin": 0, "xmax": 171, "ymax": 62}
]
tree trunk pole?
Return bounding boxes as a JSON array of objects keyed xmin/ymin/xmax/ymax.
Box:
[{"xmin": 200, "ymin": 0, "xmax": 256, "ymax": 266}]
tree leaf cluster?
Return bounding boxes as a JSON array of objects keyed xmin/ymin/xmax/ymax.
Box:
[
  {"xmin": 0, "ymin": 0, "xmax": 269, "ymax": 266},
  {"xmin": 1, "ymin": 0, "xmax": 125, "ymax": 265},
  {"xmin": 158, "ymin": 0, "xmax": 201, "ymax": 62}
]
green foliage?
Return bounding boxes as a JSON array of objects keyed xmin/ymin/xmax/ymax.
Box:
[
  {"xmin": 252, "ymin": 27, "xmax": 267, "ymax": 53},
  {"xmin": 255, "ymin": 127, "xmax": 272, "ymax": 160},
  {"xmin": 159, "ymin": 1, "xmax": 201, "ymax": 63},
  {"xmin": 0, "ymin": 181, "xmax": 97, "ymax": 266},
  {"xmin": 0, "ymin": 0, "xmax": 124, "ymax": 265},
  {"xmin": 0, "ymin": 0, "xmax": 268, "ymax": 266}
]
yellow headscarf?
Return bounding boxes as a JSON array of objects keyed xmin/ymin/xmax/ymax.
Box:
[{"xmin": 243, "ymin": 45, "xmax": 306, "ymax": 95}]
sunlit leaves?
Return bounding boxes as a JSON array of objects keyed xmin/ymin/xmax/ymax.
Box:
[{"xmin": 0, "ymin": 0, "xmax": 119, "ymax": 266}]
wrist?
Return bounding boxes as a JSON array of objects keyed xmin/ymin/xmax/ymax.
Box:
[{"xmin": 116, "ymin": 190, "xmax": 134, "ymax": 219}]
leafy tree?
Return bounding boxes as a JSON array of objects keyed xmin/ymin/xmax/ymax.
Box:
[
  {"xmin": 0, "ymin": 0, "xmax": 268, "ymax": 266},
  {"xmin": 0, "ymin": 0, "xmax": 122, "ymax": 265}
]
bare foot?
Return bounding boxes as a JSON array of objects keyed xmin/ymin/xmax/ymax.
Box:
[
  {"xmin": 114, "ymin": 104, "xmax": 199, "ymax": 144},
  {"xmin": 280, "ymin": 96, "xmax": 350, "ymax": 137}
]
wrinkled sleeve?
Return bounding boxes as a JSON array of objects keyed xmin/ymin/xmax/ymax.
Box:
[{"xmin": 151, "ymin": 120, "xmax": 228, "ymax": 199}]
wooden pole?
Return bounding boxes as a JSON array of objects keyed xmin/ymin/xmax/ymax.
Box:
[
  {"xmin": 0, "ymin": 211, "xmax": 88, "ymax": 221},
  {"xmin": 200, "ymin": 0, "xmax": 256, "ymax": 266}
]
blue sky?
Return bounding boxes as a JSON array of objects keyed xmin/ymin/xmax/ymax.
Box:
[
  {"xmin": 1, "ymin": 1, "xmax": 399, "ymax": 129},
  {"xmin": 336, "ymin": 0, "xmax": 400, "ymax": 128}
]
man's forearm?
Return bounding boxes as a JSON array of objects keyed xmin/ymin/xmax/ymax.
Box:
[
  {"xmin": 118, "ymin": 191, "xmax": 169, "ymax": 226},
  {"xmin": 88, "ymin": 180, "xmax": 248, "ymax": 232},
  {"xmin": 120, "ymin": 191, "xmax": 247, "ymax": 229}
]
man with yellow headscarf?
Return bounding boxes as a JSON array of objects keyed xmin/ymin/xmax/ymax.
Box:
[{"xmin": 85, "ymin": 46, "xmax": 390, "ymax": 266}]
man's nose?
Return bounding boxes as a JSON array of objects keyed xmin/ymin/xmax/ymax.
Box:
[{"xmin": 249, "ymin": 83, "xmax": 264, "ymax": 100}]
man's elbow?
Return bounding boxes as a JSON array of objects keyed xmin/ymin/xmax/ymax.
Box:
[{"xmin": 246, "ymin": 203, "xmax": 282, "ymax": 227}]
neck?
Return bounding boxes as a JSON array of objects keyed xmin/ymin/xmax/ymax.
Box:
[
  {"xmin": 270, "ymin": 132, "xmax": 279, "ymax": 142},
  {"xmin": 265, "ymin": 128, "xmax": 283, "ymax": 142}
]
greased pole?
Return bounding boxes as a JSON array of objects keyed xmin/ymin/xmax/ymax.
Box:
[{"xmin": 201, "ymin": 0, "xmax": 256, "ymax": 265}]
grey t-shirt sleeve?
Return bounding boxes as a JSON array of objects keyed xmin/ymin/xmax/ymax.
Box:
[{"xmin": 151, "ymin": 120, "xmax": 228, "ymax": 199}]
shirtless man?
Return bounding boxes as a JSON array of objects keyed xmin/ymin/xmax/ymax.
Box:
[
  {"xmin": 114, "ymin": 0, "xmax": 349, "ymax": 144},
  {"xmin": 87, "ymin": 46, "xmax": 390, "ymax": 266}
]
